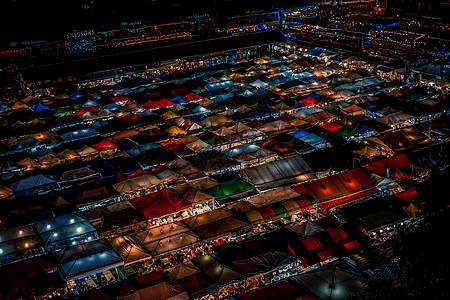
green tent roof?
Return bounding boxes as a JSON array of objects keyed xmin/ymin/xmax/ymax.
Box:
[{"xmin": 205, "ymin": 179, "xmax": 254, "ymax": 199}]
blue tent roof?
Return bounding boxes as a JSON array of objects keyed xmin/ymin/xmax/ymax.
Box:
[
  {"xmin": 289, "ymin": 129, "xmax": 311, "ymax": 139},
  {"xmin": 31, "ymin": 103, "xmax": 50, "ymax": 112},
  {"xmin": 306, "ymin": 92, "xmax": 321, "ymax": 99},
  {"xmin": 71, "ymin": 91, "xmax": 84, "ymax": 99},
  {"xmin": 101, "ymin": 157, "xmax": 138, "ymax": 177},
  {"xmin": 170, "ymin": 95, "xmax": 189, "ymax": 105},
  {"xmin": 299, "ymin": 133, "xmax": 327, "ymax": 148}
]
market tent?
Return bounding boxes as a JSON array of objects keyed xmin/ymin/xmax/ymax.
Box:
[
  {"xmin": 121, "ymin": 281, "xmax": 188, "ymax": 300},
  {"xmin": 205, "ymin": 179, "xmax": 255, "ymax": 203},
  {"xmin": 234, "ymin": 279, "xmax": 310, "ymax": 300},
  {"xmin": 58, "ymin": 167, "xmax": 98, "ymax": 183},
  {"xmin": 320, "ymin": 122, "xmax": 343, "ymax": 132},
  {"xmin": 0, "ymin": 185, "xmax": 13, "ymax": 200},
  {"xmin": 288, "ymin": 222, "xmax": 324, "ymax": 237},
  {"xmin": 192, "ymin": 254, "xmax": 244, "ymax": 284},
  {"xmin": 248, "ymin": 186, "xmax": 302, "ymax": 207},
  {"xmin": 257, "ymin": 120, "xmax": 295, "ymax": 136},
  {"xmin": 9, "ymin": 174, "xmax": 58, "ymax": 197},
  {"xmin": 108, "ymin": 235, "xmax": 152, "ymax": 265},
  {"xmin": 191, "ymin": 215, "xmax": 250, "ymax": 240},
  {"xmin": 363, "ymin": 153, "xmax": 411, "ymax": 178},
  {"xmin": 353, "ymin": 146, "xmax": 381, "ymax": 158},
  {"xmin": 290, "ymin": 258, "xmax": 366, "ymax": 300},
  {"xmin": 137, "ymin": 230, "xmax": 201, "ymax": 257},
  {"xmin": 176, "ymin": 273, "xmax": 217, "ymax": 299},
  {"xmin": 56, "ymin": 149, "xmax": 81, "ymax": 164},
  {"xmin": 292, "ymin": 168, "xmax": 378, "ymax": 210},
  {"xmin": 182, "ymin": 208, "xmax": 233, "ymax": 228},
  {"xmin": 299, "ymin": 133, "xmax": 327, "ymax": 149},
  {"xmin": 181, "ymin": 187, "xmax": 215, "ymax": 205},
  {"xmin": 167, "ymin": 261, "xmax": 201, "ymax": 280},
  {"xmin": 0, "ymin": 225, "xmax": 43, "ymax": 259},
  {"xmin": 303, "ymin": 111, "xmax": 338, "ymax": 125},
  {"xmin": 93, "ymin": 139, "xmax": 118, "ymax": 152},
  {"xmin": 130, "ymin": 188, "xmax": 192, "ymax": 219},
  {"xmin": 34, "ymin": 212, "xmax": 97, "ymax": 247},
  {"xmin": 377, "ymin": 111, "xmax": 414, "ymax": 127},
  {"xmin": 198, "ymin": 115, "xmax": 232, "ymax": 128},
  {"xmin": 77, "ymin": 145, "xmax": 99, "ymax": 161},
  {"xmin": 341, "ymin": 104, "xmax": 366, "ymax": 116},
  {"xmin": 300, "ymin": 97, "xmax": 321, "ymax": 107},
  {"xmin": 239, "ymin": 155, "xmax": 314, "ymax": 190},
  {"xmin": 245, "ymin": 195, "xmax": 314, "ymax": 224},
  {"xmin": 232, "ymin": 250, "xmax": 296, "ymax": 276},
  {"xmin": 112, "ymin": 175, "xmax": 163, "ymax": 194},
  {"xmin": 56, "ymin": 239, "xmax": 124, "ymax": 280}
]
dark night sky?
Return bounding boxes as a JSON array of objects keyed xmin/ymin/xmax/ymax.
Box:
[{"xmin": 0, "ymin": 0, "xmax": 304, "ymax": 44}]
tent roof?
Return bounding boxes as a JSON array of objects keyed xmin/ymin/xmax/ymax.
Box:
[
  {"xmin": 290, "ymin": 258, "xmax": 366, "ymax": 300},
  {"xmin": 109, "ymin": 235, "xmax": 151, "ymax": 265},
  {"xmin": 56, "ymin": 239, "xmax": 124, "ymax": 280},
  {"xmin": 292, "ymin": 168, "xmax": 377, "ymax": 210},
  {"xmin": 240, "ymin": 155, "xmax": 313, "ymax": 189}
]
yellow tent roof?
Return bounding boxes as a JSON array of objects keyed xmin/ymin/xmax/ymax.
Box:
[{"xmin": 0, "ymin": 185, "xmax": 13, "ymax": 200}]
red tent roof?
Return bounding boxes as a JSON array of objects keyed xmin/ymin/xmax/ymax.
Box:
[
  {"xmin": 395, "ymin": 188, "xmax": 417, "ymax": 202},
  {"xmin": 325, "ymin": 228, "xmax": 348, "ymax": 243},
  {"xmin": 292, "ymin": 168, "xmax": 377, "ymax": 210},
  {"xmin": 141, "ymin": 100, "xmax": 161, "ymax": 110},
  {"xmin": 169, "ymin": 88, "xmax": 191, "ymax": 97},
  {"xmin": 93, "ymin": 139, "xmax": 118, "ymax": 151},
  {"xmin": 183, "ymin": 92, "xmax": 203, "ymax": 102},
  {"xmin": 363, "ymin": 153, "xmax": 411, "ymax": 176},
  {"xmin": 121, "ymin": 113, "xmax": 139, "ymax": 121},
  {"xmin": 127, "ymin": 169, "xmax": 148, "ymax": 178},
  {"xmin": 320, "ymin": 122, "xmax": 343, "ymax": 131},
  {"xmin": 155, "ymin": 98, "xmax": 175, "ymax": 108},
  {"xmin": 165, "ymin": 143, "xmax": 193, "ymax": 156},
  {"xmin": 110, "ymin": 94, "xmax": 129, "ymax": 102},
  {"xmin": 300, "ymin": 236, "xmax": 322, "ymax": 252},
  {"xmin": 130, "ymin": 188, "xmax": 191, "ymax": 219},
  {"xmin": 299, "ymin": 97, "xmax": 321, "ymax": 107},
  {"xmin": 246, "ymin": 119, "xmax": 264, "ymax": 128},
  {"xmin": 278, "ymin": 112, "xmax": 295, "ymax": 122},
  {"xmin": 76, "ymin": 106, "xmax": 99, "ymax": 116}
]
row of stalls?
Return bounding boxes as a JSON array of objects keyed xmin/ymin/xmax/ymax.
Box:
[{"xmin": 0, "ymin": 45, "xmax": 447, "ymax": 300}]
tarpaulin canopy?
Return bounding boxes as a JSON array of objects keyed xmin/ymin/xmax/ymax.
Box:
[
  {"xmin": 108, "ymin": 235, "xmax": 152, "ymax": 265},
  {"xmin": 130, "ymin": 188, "xmax": 191, "ymax": 219},
  {"xmin": 240, "ymin": 155, "xmax": 314, "ymax": 190},
  {"xmin": 118, "ymin": 281, "xmax": 188, "ymax": 300},
  {"xmin": 93, "ymin": 139, "xmax": 118, "ymax": 152},
  {"xmin": 248, "ymin": 186, "xmax": 301, "ymax": 207},
  {"xmin": 205, "ymin": 179, "xmax": 254, "ymax": 201},
  {"xmin": 234, "ymin": 279, "xmax": 310, "ymax": 300},
  {"xmin": 112, "ymin": 174, "xmax": 163, "ymax": 194},
  {"xmin": 192, "ymin": 254, "xmax": 244, "ymax": 284},
  {"xmin": 292, "ymin": 168, "xmax": 378, "ymax": 210},
  {"xmin": 56, "ymin": 239, "xmax": 124, "ymax": 280},
  {"xmin": 167, "ymin": 261, "xmax": 201, "ymax": 280},
  {"xmin": 363, "ymin": 153, "xmax": 411, "ymax": 177},
  {"xmin": 34, "ymin": 212, "xmax": 97, "ymax": 246},
  {"xmin": 9, "ymin": 174, "xmax": 58, "ymax": 197},
  {"xmin": 0, "ymin": 225, "xmax": 42, "ymax": 259},
  {"xmin": 232, "ymin": 250, "xmax": 296, "ymax": 276},
  {"xmin": 290, "ymin": 258, "xmax": 366, "ymax": 300},
  {"xmin": 288, "ymin": 222, "xmax": 324, "ymax": 237}
]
